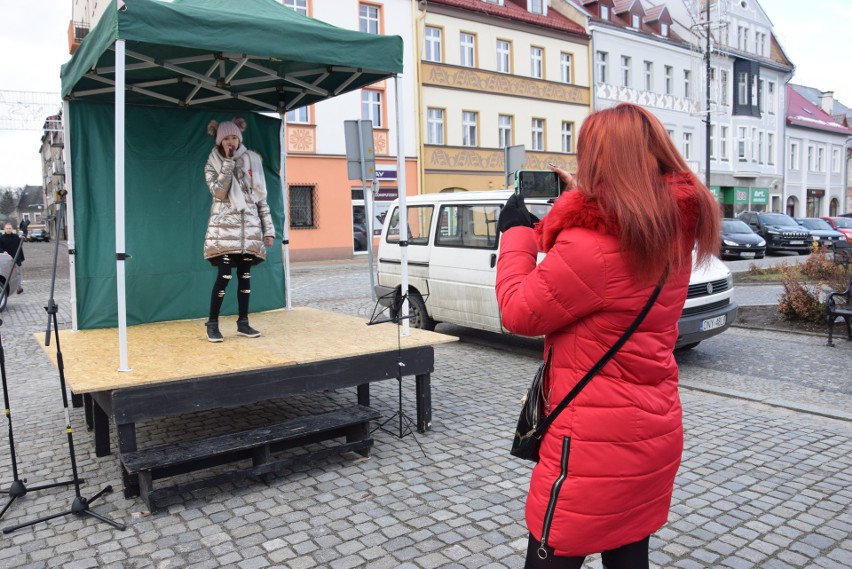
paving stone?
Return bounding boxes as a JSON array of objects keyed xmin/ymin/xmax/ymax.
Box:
[{"xmin": 1, "ymin": 251, "xmax": 849, "ymax": 568}]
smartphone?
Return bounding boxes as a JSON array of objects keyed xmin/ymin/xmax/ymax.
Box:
[{"xmin": 515, "ymin": 170, "xmax": 563, "ymax": 199}]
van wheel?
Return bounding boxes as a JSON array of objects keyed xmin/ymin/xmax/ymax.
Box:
[{"xmin": 406, "ymin": 293, "xmax": 435, "ymax": 331}]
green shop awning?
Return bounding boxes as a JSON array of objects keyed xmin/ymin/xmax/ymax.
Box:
[{"xmin": 61, "ymin": 0, "xmax": 404, "ymax": 113}]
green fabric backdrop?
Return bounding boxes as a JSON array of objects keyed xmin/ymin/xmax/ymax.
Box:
[{"xmin": 69, "ymin": 102, "xmax": 284, "ymax": 329}]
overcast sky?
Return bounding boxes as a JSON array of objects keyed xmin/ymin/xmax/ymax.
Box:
[{"xmin": 0, "ymin": 0, "xmax": 850, "ymax": 188}]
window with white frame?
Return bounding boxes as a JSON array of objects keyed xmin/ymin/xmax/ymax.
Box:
[
  {"xmin": 632, "ymin": 13, "xmax": 640, "ymax": 28},
  {"xmin": 462, "ymin": 111, "xmax": 478, "ymax": 146},
  {"xmin": 460, "ymin": 33, "xmax": 476, "ymax": 67},
  {"xmin": 361, "ymin": 90, "xmax": 382, "ymax": 127},
  {"xmin": 807, "ymin": 145, "xmax": 815, "ymax": 171},
  {"xmin": 597, "ymin": 51, "xmax": 608, "ymax": 84},
  {"xmin": 767, "ymin": 82, "xmax": 775, "ymax": 114},
  {"xmin": 759, "ymin": 79, "xmax": 766, "ymax": 112},
  {"xmin": 710, "ymin": 125, "xmax": 716, "ymax": 159},
  {"xmin": 498, "ymin": 114, "xmax": 513, "ymax": 148},
  {"xmin": 528, "ymin": 0, "xmax": 546, "ymax": 15},
  {"xmin": 661, "ymin": 22, "xmax": 668, "ymax": 36},
  {"xmin": 644, "ymin": 61, "xmax": 653, "ymax": 91},
  {"xmin": 359, "ymin": 3, "xmax": 379, "ymax": 34},
  {"xmin": 833, "ymin": 148, "xmax": 841, "ymax": 173},
  {"xmin": 530, "ymin": 47, "xmax": 543, "ymax": 79},
  {"xmin": 601, "ymin": 5, "xmax": 609, "ymax": 20},
  {"xmin": 758, "ymin": 131, "xmax": 764, "ymax": 164},
  {"xmin": 790, "ymin": 141, "xmax": 800, "ymax": 170},
  {"xmin": 664, "ymin": 65, "xmax": 672, "ymax": 95},
  {"xmin": 424, "ymin": 27, "xmax": 442, "ymax": 63},
  {"xmin": 561, "ymin": 121, "xmax": 574, "ymax": 153},
  {"xmin": 284, "ymin": 0, "xmax": 307, "ymax": 14},
  {"xmin": 720, "ymin": 126, "xmax": 729, "ymax": 160},
  {"xmin": 767, "ymin": 133, "xmax": 774, "ymax": 165},
  {"xmin": 721, "ymin": 70, "xmax": 729, "ymax": 106},
  {"xmin": 621, "ymin": 56, "xmax": 631, "ymax": 87},
  {"xmin": 751, "ymin": 127, "xmax": 757, "ymax": 162},
  {"xmin": 667, "ymin": 129, "xmax": 675, "ymax": 140},
  {"xmin": 738, "ymin": 25, "xmax": 748, "ymax": 51},
  {"xmin": 737, "ymin": 126, "xmax": 747, "ymax": 160},
  {"xmin": 287, "ymin": 106, "xmax": 309, "ymax": 124},
  {"xmin": 750, "ymin": 75, "xmax": 759, "ymax": 107},
  {"xmin": 427, "ymin": 108, "xmax": 444, "ymax": 145},
  {"xmin": 818, "ymin": 146, "xmax": 825, "ymax": 172},
  {"xmin": 737, "ymin": 72, "xmax": 748, "ymax": 105},
  {"xmin": 497, "ymin": 40, "xmax": 511, "ymax": 73},
  {"xmin": 560, "ymin": 53, "xmax": 572, "ymax": 83},
  {"xmin": 531, "ymin": 118, "xmax": 544, "ymax": 151},
  {"xmin": 684, "ymin": 70, "xmax": 691, "ymax": 98},
  {"xmin": 683, "ymin": 132, "xmax": 693, "ymax": 160}
]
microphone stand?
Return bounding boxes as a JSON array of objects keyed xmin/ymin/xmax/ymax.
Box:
[
  {"xmin": 0, "ymin": 314, "xmax": 78, "ymax": 521},
  {"xmin": 4, "ymin": 190, "xmax": 126, "ymax": 534}
]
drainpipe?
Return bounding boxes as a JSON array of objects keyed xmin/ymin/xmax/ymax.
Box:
[{"xmin": 844, "ymin": 136, "xmax": 852, "ymax": 214}]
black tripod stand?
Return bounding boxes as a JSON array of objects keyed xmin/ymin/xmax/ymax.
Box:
[
  {"xmin": 1, "ymin": 316, "xmax": 77, "ymax": 521},
  {"xmin": 368, "ymin": 291, "xmax": 426, "ymax": 457},
  {"xmin": 4, "ymin": 191, "xmax": 125, "ymax": 534}
]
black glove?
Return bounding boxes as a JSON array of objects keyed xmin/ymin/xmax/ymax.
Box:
[{"xmin": 498, "ymin": 193, "xmax": 539, "ymax": 233}]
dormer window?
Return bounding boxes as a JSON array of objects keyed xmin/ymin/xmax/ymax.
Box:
[
  {"xmin": 601, "ymin": 5, "xmax": 609, "ymax": 20},
  {"xmin": 661, "ymin": 22, "xmax": 668, "ymax": 36},
  {"xmin": 528, "ymin": 0, "xmax": 546, "ymax": 16},
  {"xmin": 632, "ymin": 14, "xmax": 640, "ymax": 28},
  {"xmin": 482, "ymin": 0, "xmax": 504, "ymax": 5}
]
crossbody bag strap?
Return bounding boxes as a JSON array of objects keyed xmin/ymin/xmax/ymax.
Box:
[{"xmin": 534, "ymin": 272, "xmax": 667, "ymax": 439}]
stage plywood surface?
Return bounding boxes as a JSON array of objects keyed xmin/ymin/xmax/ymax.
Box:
[{"xmin": 36, "ymin": 307, "xmax": 457, "ymax": 393}]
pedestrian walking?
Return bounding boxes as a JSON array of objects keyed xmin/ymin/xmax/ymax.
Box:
[
  {"xmin": 496, "ymin": 103, "xmax": 721, "ymax": 568},
  {"xmin": 202, "ymin": 118, "xmax": 275, "ymax": 342}
]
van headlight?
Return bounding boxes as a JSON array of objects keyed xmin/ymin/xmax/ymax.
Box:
[
  {"xmin": 723, "ymin": 239, "xmax": 738, "ymax": 246},
  {"xmin": 758, "ymin": 239, "xmax": 766, "ymax": 246},
  {"xmin": 727, "ymin": 273, "xmax": 733, "ymax": 289}
]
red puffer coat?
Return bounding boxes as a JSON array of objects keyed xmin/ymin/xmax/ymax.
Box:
[{"xmin": 496, "ymin": 174, "xmax": 701, "ymax": 557}]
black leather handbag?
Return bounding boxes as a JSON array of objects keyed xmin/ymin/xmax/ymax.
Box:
[{"xmin": 510, "ymin": 278, "xmax": 665, "ymax": 462}]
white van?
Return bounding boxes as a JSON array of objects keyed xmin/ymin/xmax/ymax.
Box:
[{"xmin": 375, "ymin": 190, "xmax": 737, "ymax": 350}]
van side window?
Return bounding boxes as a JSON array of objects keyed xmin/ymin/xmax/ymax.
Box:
[
  {"xmin": 385, "ymin": 205, "xmax": 434, "ymax": 245},
  {"xmin": 436, "ymin": 204, "xmax": 500, "ymax": 249}
]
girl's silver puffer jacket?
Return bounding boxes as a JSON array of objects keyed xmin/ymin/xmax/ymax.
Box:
[{"xmin": 203, "ymin": 145, "xmax": 274, "ymax": 262}]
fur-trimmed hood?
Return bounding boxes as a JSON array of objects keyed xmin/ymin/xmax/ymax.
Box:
[{"xmin": 535, "ymin": 172, "xmax": 703, "ymax": 252}]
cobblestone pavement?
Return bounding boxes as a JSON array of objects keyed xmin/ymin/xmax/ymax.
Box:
[{"xmin": 0, "ymin": 244, "xmax": 849, "ymax": 568}]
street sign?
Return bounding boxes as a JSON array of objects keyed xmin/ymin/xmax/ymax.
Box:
[{"xmin": 344, "ymin": 119, "xmax": 375, "ymax": 181}]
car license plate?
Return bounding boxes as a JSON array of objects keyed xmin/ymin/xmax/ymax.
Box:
[
  {"xmin": 700, "ymin": 315, "xmax": 726, "ymax": 332},
  {"xmin": 790, "ymin": 240, "xmax": 804, "ymax": 245},
  {"xmin": 740, "ymin": 251, "xmax": 755, "ymax": 258}
]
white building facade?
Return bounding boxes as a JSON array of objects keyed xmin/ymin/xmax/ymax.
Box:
[{"xmin": 784, "ymin": 86, "xmax": 852, "ymax": 218}]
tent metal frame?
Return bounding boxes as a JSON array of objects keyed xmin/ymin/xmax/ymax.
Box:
[{"xmin": 64, "ymin": 37, "xmax": 410, "ymax": 371}]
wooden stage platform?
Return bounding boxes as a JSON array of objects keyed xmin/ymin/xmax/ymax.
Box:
[
  {"xmin": 35, "ymin": 307, "xmax": 457, "ymax": 507},
  {"xmin": 37, "ymin": 307, "xmax": 456, "ymax": 393}
]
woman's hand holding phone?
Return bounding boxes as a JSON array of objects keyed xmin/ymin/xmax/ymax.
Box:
[{"xmin": 548, "ymin": 163, "xmax": 576, "ymax": 190}]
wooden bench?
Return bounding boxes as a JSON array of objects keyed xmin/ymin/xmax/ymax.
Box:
[
  {"xmin": 120, "ymin": 405, "xmax": 380, "ymax": 511},
  {"xmin": 826, "ymin": 245, "xmax": 852, "ymax": 347}
]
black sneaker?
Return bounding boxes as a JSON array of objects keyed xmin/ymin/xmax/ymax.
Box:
[
  {"xmin": 236, "ymin": 318, "xmax": 261, "ymax": 338},
  {"xmin": 205, "ymin": 320, "xmax": 223, "ymax": 343}
]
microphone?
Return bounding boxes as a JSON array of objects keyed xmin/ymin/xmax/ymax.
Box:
[{"xmin": 228, "ymin": 147, "xmax": 234, "ymax": 158}]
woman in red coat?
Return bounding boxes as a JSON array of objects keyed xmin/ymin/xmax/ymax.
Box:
[{"xmin": 496, "ymin": 103, "xmax": 720, "ymax": 568}]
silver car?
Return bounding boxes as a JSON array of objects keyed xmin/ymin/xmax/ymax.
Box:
[{"xmin": 0, "ymin": 253, "xmax": 23, "ymax": 312}]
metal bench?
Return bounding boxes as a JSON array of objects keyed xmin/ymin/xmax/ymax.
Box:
[
  {"xmin": 120, "ymin": 405, "xmax": 380, "ymax": 511},
  {"xmin": 826, "ymin": 244, "xmax": 852, "ymax": 347}
]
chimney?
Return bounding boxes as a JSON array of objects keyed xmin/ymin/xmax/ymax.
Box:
[{"xmin": 819, "ymin": 91, "xmax": 834, "ymax": 114}]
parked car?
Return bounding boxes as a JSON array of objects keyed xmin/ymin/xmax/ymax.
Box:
[
  {"xmin": 821, "ymin": 216, "xmax": 852, "ymax": 242},
  {"xmin": 736, "ymin": 211, "xmax": 813, "ymax": 254},
  {"xmin": 0, "ymin": 252, "xmax": 23, "ymax": 312},
  {"xmin": 353, "ymin": 222, "xmax": 368, "ymax": 252},
  {"xmin": 794, "ymin": 217, "xmax": 845, "ymax": 248},
  {"xmin": 375, "ymin": 190, "xmax": 737, "ymax": 350},
  {"xmin": 27, "ymin": 228, "xmax": 50, "ymax": 242},
  {"xmin": 720, "ymin": 218, "xmax": 766, "ymax": 260}
]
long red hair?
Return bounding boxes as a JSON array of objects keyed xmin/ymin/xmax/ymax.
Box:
[{"xmin": 574, "ymin": 103, "xmax": 720, "ymax": 282}]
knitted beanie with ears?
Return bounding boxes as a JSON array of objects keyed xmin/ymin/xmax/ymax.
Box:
[{"xmin": 207, "ymin": 117, "xmax": 247, "ymax": 146}]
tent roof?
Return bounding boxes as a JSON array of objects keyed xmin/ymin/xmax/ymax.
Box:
[{"xmin": 60, "ymin": 0, "xmax": 404, "ymax": 113}]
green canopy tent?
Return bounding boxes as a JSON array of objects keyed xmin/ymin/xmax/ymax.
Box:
[{"xmin": 59, "ymin": 0, "xmax": 410, "ymax": 371}]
